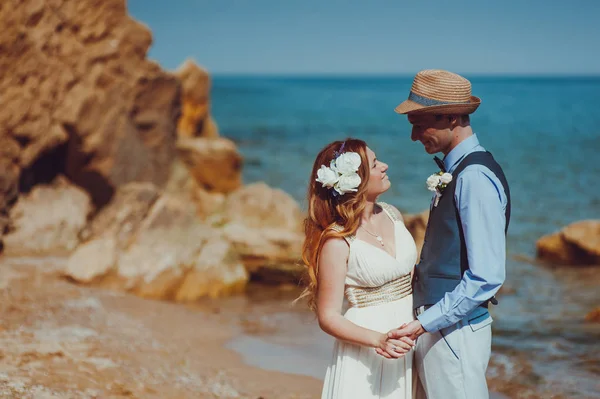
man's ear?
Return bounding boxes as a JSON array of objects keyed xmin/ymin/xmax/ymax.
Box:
[{"xmin": 448, "ymin": 115, "xmax": 459, "ymax": 128}]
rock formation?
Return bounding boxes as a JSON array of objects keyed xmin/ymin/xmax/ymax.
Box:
[
  {"xmin": 403, "ymin": 210, "xmax": 429, "ymax": 259},
  {"xmin": 0, "ymin": 0, "xmax": 181, "ymax": 224},
  {"xmin": 536, "ymin": 220, "xmax": 600, "ymax": 266},
  {"xmin": 3, "ymin": 177, "xmax": 92, "ymax": 256},
  {"xmin": 176, "ymin": 60, "xmax": 219, "ymax": 138},
  {"xmin": 585, "ymin": 307, "xmax": 600, "ymax": 323},
  {"xmin": 64, "ymin": 183, "xmax": 248, "ymax": 300},
  {"xmin": 0, "ymin": 0, "xmax": 390, "ymax": 302}
]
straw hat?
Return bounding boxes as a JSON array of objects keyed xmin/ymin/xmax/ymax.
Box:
[{"xmin": 395, "ymin": 69, "xmax": 480, "ymax": 115}]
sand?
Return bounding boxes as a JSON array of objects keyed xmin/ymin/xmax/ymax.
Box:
[{"xmin": 0, "ymin": 257, "xmax": 321, "ymax": 399}]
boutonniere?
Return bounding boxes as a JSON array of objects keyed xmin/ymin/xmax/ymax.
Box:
[{"xmin": 426, "ymin": 171, "xmax": 453, "ymax": 207}]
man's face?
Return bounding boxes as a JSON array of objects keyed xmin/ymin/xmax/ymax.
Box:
[{"xmin": 407, "ymin": 113, "xmax": 453, "ymax": 155}]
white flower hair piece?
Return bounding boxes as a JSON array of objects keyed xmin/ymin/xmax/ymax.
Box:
[{"xmin": 315, "ymin": 143, "xmax": 362, "ymax": 197}]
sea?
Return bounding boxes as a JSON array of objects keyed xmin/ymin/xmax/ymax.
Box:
[{"xmin": 212, "ymin": 76, "xmax": 600, "ymax": 398}]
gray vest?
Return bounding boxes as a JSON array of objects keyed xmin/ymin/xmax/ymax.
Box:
[{"xmin": 413, "ymin": 151, "xmax": 511, "ymax": 319}]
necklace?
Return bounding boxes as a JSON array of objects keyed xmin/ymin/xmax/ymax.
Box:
[{"xmin": 360, "ymin": 225, "xmax": 385, "ymax": 247}]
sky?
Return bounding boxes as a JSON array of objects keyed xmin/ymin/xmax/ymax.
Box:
[{"xmin": 128, "ymin": 0, "xmax": 600, "ymax": 75}]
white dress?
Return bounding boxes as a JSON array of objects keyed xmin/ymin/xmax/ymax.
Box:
[{"xmin": 321, "ymin": 203, "xmax": 418, "ymax": 399}]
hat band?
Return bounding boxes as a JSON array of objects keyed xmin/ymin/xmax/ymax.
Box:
[{"xmin": 408, "ymin": 92, "xmax": 470, "ymax": 106}]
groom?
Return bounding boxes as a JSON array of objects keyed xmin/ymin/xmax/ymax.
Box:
[{"xmin": 386, "ymin": 70, "xmax": 511, "ymax": 398}]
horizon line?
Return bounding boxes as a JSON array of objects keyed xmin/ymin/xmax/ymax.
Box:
[{"xmin": 210, "ymin": 72, "xmax": 600, "ymax": 79}]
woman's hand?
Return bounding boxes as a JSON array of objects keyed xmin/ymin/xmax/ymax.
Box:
[{"xmin": 375, "ymin": 333, "xmax": 415, "ymax": 359}]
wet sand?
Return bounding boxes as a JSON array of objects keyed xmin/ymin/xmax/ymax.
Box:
[{"xmin": 0, "ymin": 257, "xmax": 320, "ymax": 398}]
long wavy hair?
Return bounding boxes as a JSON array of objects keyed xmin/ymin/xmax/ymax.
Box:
[{"xmin": 299, "ymin": 139, "xmax": 370, "ymax": 311}]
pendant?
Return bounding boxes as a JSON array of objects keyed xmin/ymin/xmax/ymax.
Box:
[{"xmin": 376, "ymin": 236, "xmax": 384, "ymax": 246}]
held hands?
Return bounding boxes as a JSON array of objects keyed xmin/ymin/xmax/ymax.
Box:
[
  {"xmin": 374, "ymin": 324, "xmax": 415, "ymax": 359},
  {"xmin": 375, "ymin": 320, "xmax": 426, "ymax": 359},
  {"xmin": 388, "ymin": 320, "xmax": 426, "ymax": 341}
]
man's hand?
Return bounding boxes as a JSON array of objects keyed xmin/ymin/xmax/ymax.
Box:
[
  {"xmin": 387, "ymin": 320, "xmax": 426, "ymax": 341},
  {"xmin": 374, "ymin": 333, "xmax": 415, "ymax": 359}
]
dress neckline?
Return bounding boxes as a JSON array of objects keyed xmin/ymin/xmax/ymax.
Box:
[{"xmin": 353, "ymin": 203, "xmax": 399, "ymax": 260}]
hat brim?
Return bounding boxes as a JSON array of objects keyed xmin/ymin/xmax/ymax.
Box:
[{"xmin": 394, "ymin": 95, "xmax": 481, "ymax": 115}]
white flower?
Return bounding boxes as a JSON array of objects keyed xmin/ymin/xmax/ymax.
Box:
[
  {"xmin": 333, "ymin": 152, "xmax": 361, "ymax": 175},
  {"xmin": 440, "ymin": 173, "xmax": 453, "ymax": 184},
  {"xmin": 426, "ymin": 174, "xmax": 441, "ymax": 192},
  {"xmin": 316, "ymin": 165, "xmax": 338, "ymax": 188},
  {"xmin": 334, "ymin": 172, "xmax": 361, "ymax": 195},
  {"xmin": 315, "ymin": 151, "xmax": 362, "ymax": 196}
]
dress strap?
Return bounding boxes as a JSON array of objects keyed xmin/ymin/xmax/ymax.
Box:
[
  {"xmin": 378, "ymin": 202, "xmax": 403, "ymax": 223},
  {"xmin": 330, "ymin": 224, "xmax": 356, "ymax": 244}
]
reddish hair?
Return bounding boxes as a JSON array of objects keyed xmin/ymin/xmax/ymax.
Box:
[{"xmin": 299, "ymin": 139, "xmax": 370, "ymax": 311}]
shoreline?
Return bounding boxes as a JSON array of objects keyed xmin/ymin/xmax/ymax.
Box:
[
  {"xmin": 0, "ymin": 257, "xmax": 321, "ymax": 398},
  {"xmin": 0, "ymin": 256, "xmax": 589, "ymax": 398}
]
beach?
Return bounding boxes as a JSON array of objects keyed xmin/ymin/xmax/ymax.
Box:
[
  {"xmin": 2, "ymin": 255, "xmax": 588, "ymax": 398},
  {"xmin": 0, "ymin": 257, "xmax": 322, "ymax": 398},
  {"xmin": 1, "ymin": 1, "xmax": 599, "ymax": 398}
]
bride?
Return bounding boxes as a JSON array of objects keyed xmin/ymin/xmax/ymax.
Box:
[{"xmin": 300, "ymin": 138, "xmax": 419, "ymax": 398}]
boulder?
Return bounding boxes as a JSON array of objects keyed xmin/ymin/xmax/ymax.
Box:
[
  {"xmin": 223, "ymin": 223, "xmax": 303, "ymax": 273},
  {"xmin": 536, "ymin": 220, "xmax": 600, "ymax": 266},
  {"xmin": 79, "ymin": 182, "xmax": 160, "ymax": 245},
  {"xmin": 3, "ymin": 177, "xmax": 92, "ymax": 256},
  {"xmin": 175, "ymin": 60, "xmax": 218, "ymax": 138},
  {"xmin": 220, "ymin": 183, "xmax": 305, "ymax": 283},
  {"xmin": 176, "ymin": 137, "xmax": 243, "ymax": 194},
  {"xmin": 64, "ymin": 184, "xmax": 248, "ymax": 300},
  {"xmin": 164, "ymin": 158, "xmax": 225, "ymax": 218},
  {"xmin": 585, "ymin": 307, "xmax": 600, "ymax": 323},
  {"xmin": 223, "ymin": 182, "xmax": 303, "ymax": 231},
  {"xmin": 174, "ymin": 236, "xmax": 247, "ymax": 301},
  {"xmin": 65, "ymin": 237, "xmax": 118, "ymax": 283}
]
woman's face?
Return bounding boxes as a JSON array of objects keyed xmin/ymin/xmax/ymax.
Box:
[{"xmin": 365, "ymin": 147, "xmax": 390, "ymax": 199}]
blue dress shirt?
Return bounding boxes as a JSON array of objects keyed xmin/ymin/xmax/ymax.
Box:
[{"xmin": 417, "ymin": 134, "xmax": 508, "ymax": 332}]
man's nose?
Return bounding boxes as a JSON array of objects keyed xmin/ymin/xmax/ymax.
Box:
[{"xmin": 410, "ymin": 127, "xmax": 420, "ymax": 142}]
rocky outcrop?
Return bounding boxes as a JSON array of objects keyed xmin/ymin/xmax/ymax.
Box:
[
  {"xmin": 536, "ymin": 220, "xmax": 600, "ymax": 266},
  {"xmin": 220, "ymin": 183, "xmax": 305, "ymax": 283},
  {"xmin": 585, "ymin": 307, "xmax": 600, "ymax": 323},
  {"xmin": 78, "ymin": 182, "xmax": 160, "ymax": 244},
  {"xmin": 404, "ymin": 210, "xmax": 429, "ymax": 259},
  {"xmin": 224, "ymin": 182, "xmax": 303, "ymax": 231},
  {"xmin": 0, "ymin": 138, "xmax": 20, "ymax": 242},
  {"xmin": 0, "ymin": 0, "xmax": 180, "ymax": 225},
  {"xmin": 176, "ymin": 137, "xmax": 243, "ymax": 194},
  {"xmin": 0, "ymin": 0, "xmax": 303, "ymax": 297},
  {"xmin": 176, "ymin": 60, "xmax": 219, "ymax": 138},
  {"xmin": 65, "ymin": 183, "xmax": 248, "ymax": 300},
  {"xmin": 164, "ymin": 159, "xmax": 226, "ymax": 218},
  {"xmin": 3, "ymin": 177, "xmax": 92, "ymax": 256}
]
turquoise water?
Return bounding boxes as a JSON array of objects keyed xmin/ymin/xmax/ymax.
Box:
[{"xmin": 212, "ymin": 76, "xmax": 600, "ymax": 397}]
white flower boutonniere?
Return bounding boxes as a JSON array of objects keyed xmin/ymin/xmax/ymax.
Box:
[{"xmin": 426, "ymin": 171, "xmax": 453, "ymax": 207}]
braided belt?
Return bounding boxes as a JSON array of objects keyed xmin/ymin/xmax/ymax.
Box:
[{"xmin": 345, "ymin": 274, "xmax": 412, "ymax": 308}]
